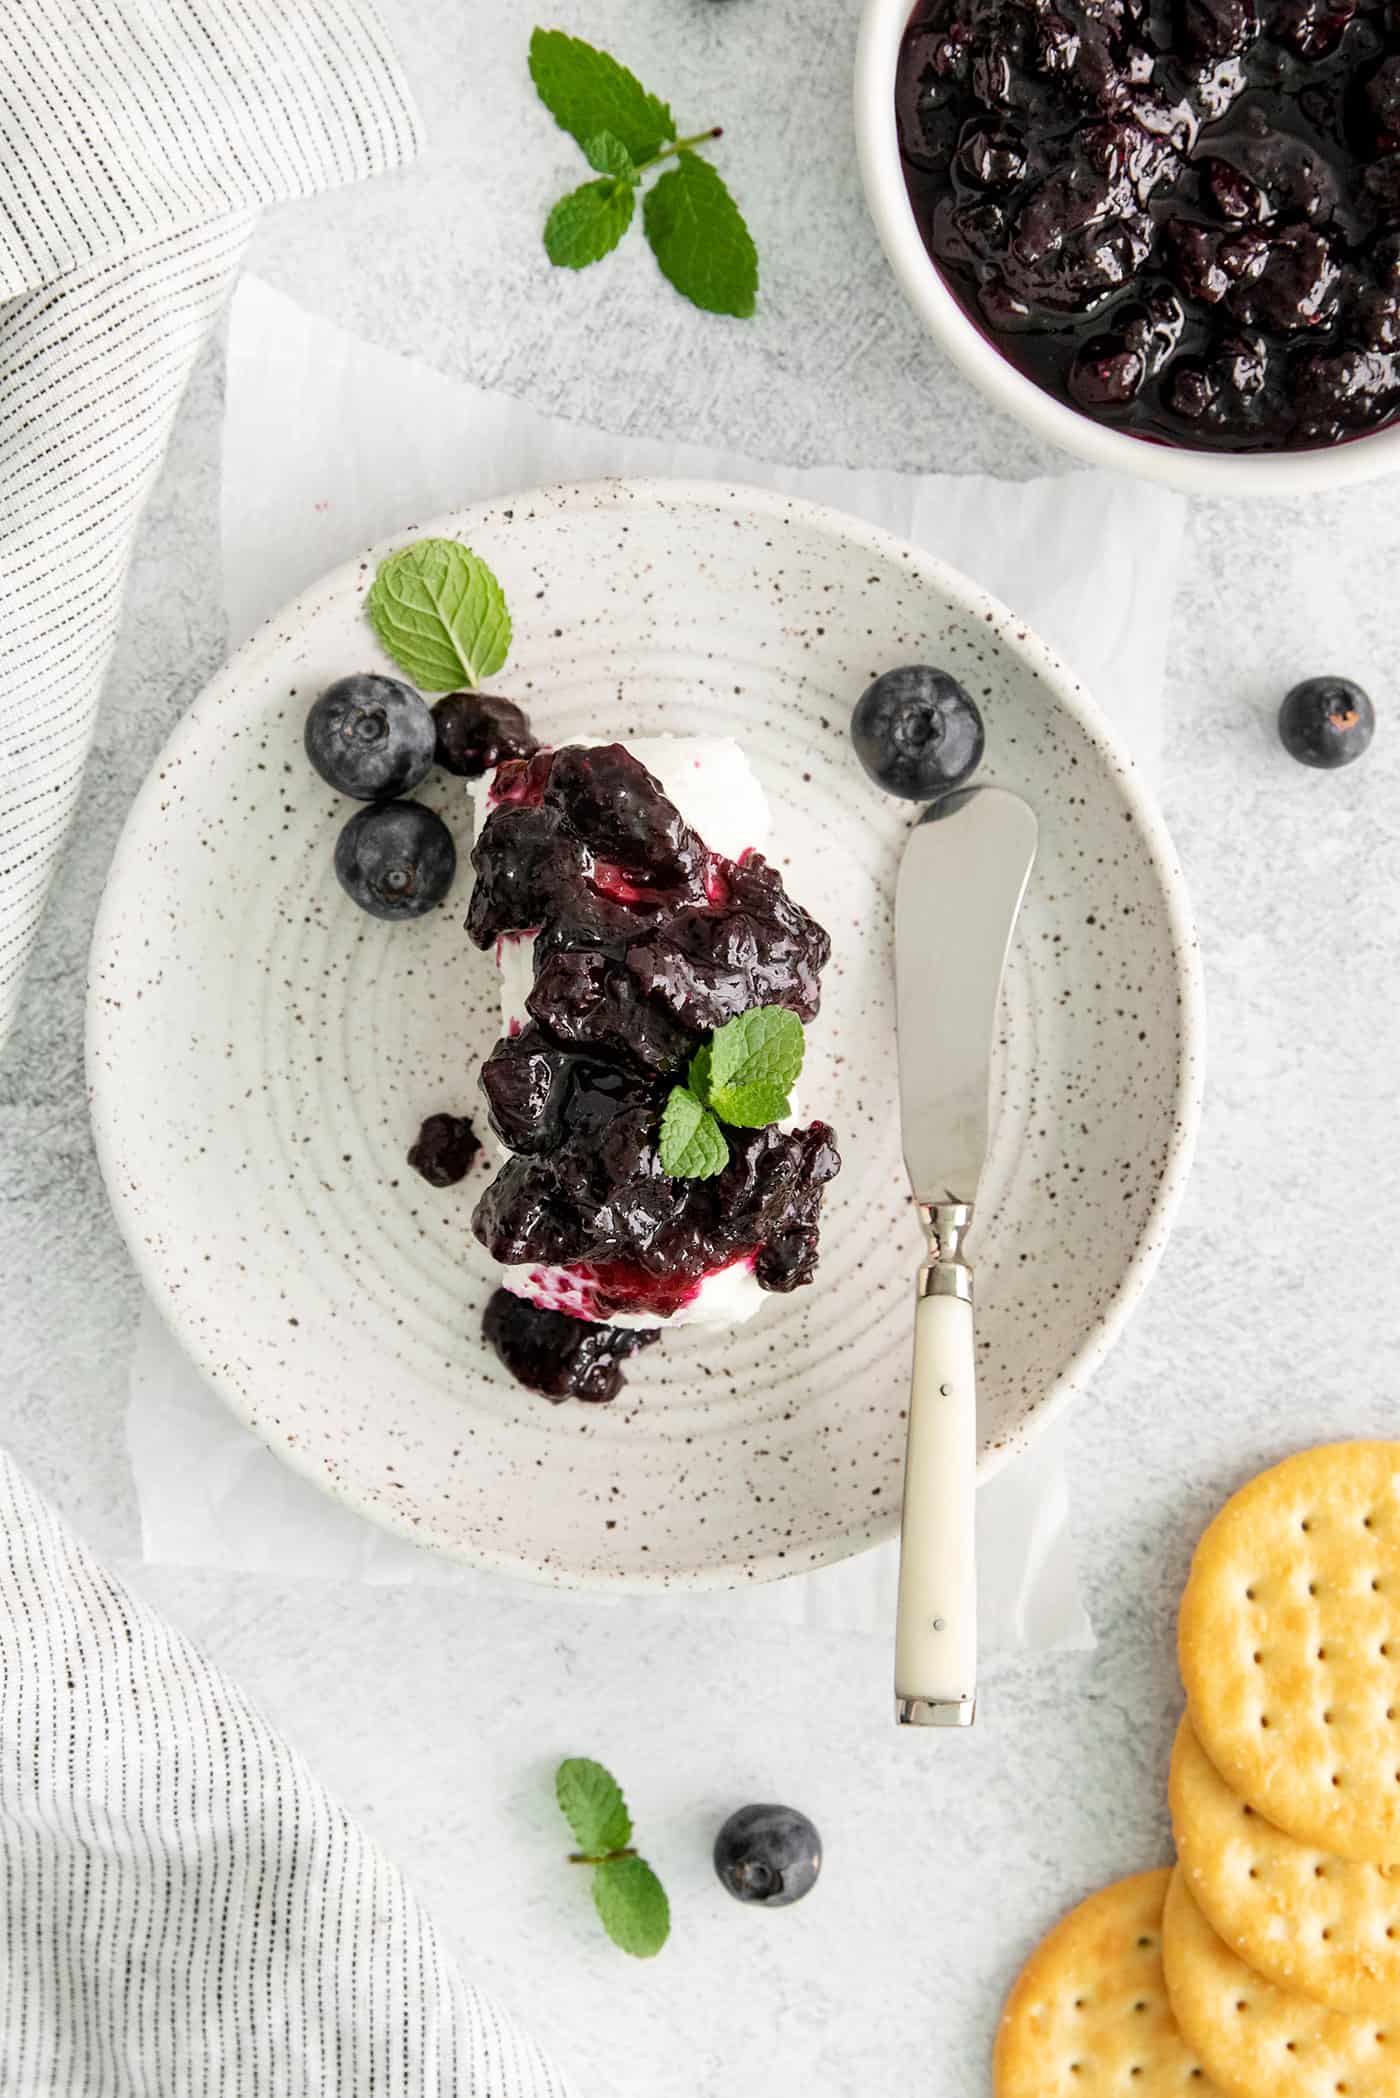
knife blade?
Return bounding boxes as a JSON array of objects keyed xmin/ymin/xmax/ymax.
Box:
[
  {"xmin": 896, "ymin": 786, "xmax": 1039, "ymax": 1207},
  {"xmin": 892, "ymin": 784, "xmax": 1038, "ymax": 1728}
]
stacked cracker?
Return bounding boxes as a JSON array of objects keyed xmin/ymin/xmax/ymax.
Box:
[{"xmin": 996, "ymin": 1443, "xmax": 1400, "ymax": 2098}]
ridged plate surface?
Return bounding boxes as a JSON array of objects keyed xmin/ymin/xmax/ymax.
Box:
[{"xmin": 87, "ymin": 480, "xmax": 1202, "ymax": 1588}]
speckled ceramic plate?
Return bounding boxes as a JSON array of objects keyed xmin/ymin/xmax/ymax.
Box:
[{"xmin": 88, "ymin": 480, "xmax": 1202, "ymax": 1589}]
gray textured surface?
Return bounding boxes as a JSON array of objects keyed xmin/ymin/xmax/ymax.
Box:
[{"xmin": 6, "ymin": 1, "xmax": 1400, "ymax": 2092}]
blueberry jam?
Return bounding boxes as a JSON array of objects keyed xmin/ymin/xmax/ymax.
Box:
[
  {"xmin": 407, "ymin": 1112, "xmax": 481, "ymax": 1187},
  {"xmin": 432, "ymin": 692, "xmax": 538, "ymax": 778},
  {"xmin": 896, "ymin": 0, "xmax": 1400, "ymax": 448},
  {"xmin": 468, "ymin": 743, "xmax": 841, "ymax": 1323},
  {"xmin": 482, "ymin": 1287, "xmax": 659, "ymax": 1403}
]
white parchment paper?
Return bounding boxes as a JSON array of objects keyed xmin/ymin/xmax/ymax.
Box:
[{"xmin": 125, "ymin": 273, "xmax": 1189, "ymax": 1651}]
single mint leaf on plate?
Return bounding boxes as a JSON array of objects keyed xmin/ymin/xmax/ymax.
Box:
[
  {"xmin": 709, "ymin": 1077, "xmax": 792, "ymax": 1130},
  {"xmin": 582, "ymin": 130, "xmax": 636, "ymax": 180},
  {"xmin": 708, "ymin": 1005, "xmax": 804, "ymax": 1096},
  {"xmin": 642, "ymin": 151, "xmax": 758, "ymax": 318},
  {"xmin": 366, "ymin": 539, "xmax": 511, "ymax": 692},
  {"xmin": 686, "ymin": 1042, "xmax": 713, "ymax": 1106},
  {"xmin": 556, "ymin": 1757, "xmax": 633, "ymax": 1856},
  {"xmin": 528, "ymin": 28, "xmax": 674, "ymax": 165},
  {"xmin": 659, "ymin": 1087, "xmax": 727, "ymax": 1179},
  {"xmin": 544, "ymin": 178, "xmax": 636, "ymax": 269},
  {"xmin": 592, "ymin": 1854, "xmax": 670, "ymax": 1958}
]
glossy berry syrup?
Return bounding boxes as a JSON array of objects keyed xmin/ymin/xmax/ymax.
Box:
[
  {"xmin": 482, "ymin": 1287, "xmax": 659, "ymax": 1404},
  {"xmin": 469, "ymin": 744, "xmax": 841, "ymax": 1357},
  {"xmin": 897, "ymin": 0, "xmax": 1400, "ymax": 449}
]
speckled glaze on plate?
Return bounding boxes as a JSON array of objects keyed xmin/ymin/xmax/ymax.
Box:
[{"xmin": 87, "ymin": 480, "xmax": 1203, "ymax": 1590}]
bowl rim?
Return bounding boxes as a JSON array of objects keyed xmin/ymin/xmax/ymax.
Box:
[
  {"xmin": 854, "ymin": 0, "xmax": 1400, "ymax": 496},
  {"xmin": 87, "ymin": 475, "xmax": 1206, "ymax": 1590}
]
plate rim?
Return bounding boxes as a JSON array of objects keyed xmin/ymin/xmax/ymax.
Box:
[{"xmin": 87, "ymin": 474, "xmax": 1205, "ymax": 1590}]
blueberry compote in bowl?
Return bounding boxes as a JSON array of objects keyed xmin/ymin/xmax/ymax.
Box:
[{"xmin": 856, "ymin": 0, "xmax": 1400, "ymax": 489}]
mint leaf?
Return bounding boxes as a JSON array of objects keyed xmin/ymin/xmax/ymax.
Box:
[
  {"xmin": 545, "ymin": 178, "xmax": 635, "ymax": 268},
  {"xmin": 366, "ymin": 539, "xmax": 511, "ymax": 692},
  {"xmin": 642, "ymin": 151, "xmax": 757, "ymax": 317},
  {"xmin": 529, "ymin": 28, "xmax": 674, "ymax": 164},
  {"xmin": 709, "ymin": 1078, "xmax": 792, "ymax": 1129},
  {"xmin": 708, "ymin": 1005, "xmax": 804, "ymax": 1096},
  {"xmin": 687, "ymin": 1042, "xmax": 713, "ymax": 1106},
  {"xmin": 592, "ymin": 1854, "xmax": 670, "ymax": 1958},
  {"xmin": 583, "ymin": 131, "xmax": 636, "ymax": 180},
  {"xmin": 659, "ymin": 1087, "xmax": 727, "ymax": 1179},
  {"xmin": 687, "ymin": 1011, "xmax": 803, "ymax": 1129},
  {"xmin": 556, "ymin": 1757, "xmax": 633, "ymax": 1855}
]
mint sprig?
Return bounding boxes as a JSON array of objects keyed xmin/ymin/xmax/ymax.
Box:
[
  {"xmin": 659, "ymin": 1006, "xmax": 805, "ymax": 1178},
  {"xmin": 529, "ymin": 27, "xmax": 758, "ymax": 318},
  {"xmin": 556, "ymin": 1757, "xmax": 669, "ymax": 1959},
  {"xmin": 366, "ymin": 538, "xmax": 511, "ymax": 692}
]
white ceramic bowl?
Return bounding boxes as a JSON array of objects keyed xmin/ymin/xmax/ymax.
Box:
[
  {"xmin": 88, "ymin": 480, "xmax": 1203, "ymax": 1590},
  {"xmin": 855, "ymin": 0, "xmax": 1400, "ymax": 497}
]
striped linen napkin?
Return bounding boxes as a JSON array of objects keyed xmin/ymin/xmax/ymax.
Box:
[
  {"xmin": 0, "ymin": 0, "xmax": 422, "ymax": 1050},
  {"xmin": 0, "ymin": 1450, "xmax": 573, "ymax": 2095}
]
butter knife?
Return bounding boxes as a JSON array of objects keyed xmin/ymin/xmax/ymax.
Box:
[{"xmin": 893, "ymin": 785, "xmax": 1038, "ymax": 1728}]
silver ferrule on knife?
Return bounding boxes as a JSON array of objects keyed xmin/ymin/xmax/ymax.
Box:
[{"xmin": 916, "ymin": 1202, "xmax": 973, "ymax": 1301}]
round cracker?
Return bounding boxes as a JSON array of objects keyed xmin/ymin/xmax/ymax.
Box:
[
  {"xmin": 1179, "ymin": 1442, "xmax": 1400, "ymax": 1865},
  {"xmin": 1171, "ymin": 1713, "xmax": 1400, "ymax": 2018},
  {"xmin": 1162, "ymin": 1866, "xmax": 1400, "ymax": 2098},
  {"xmin": 995, "ymin": 1866, "xmax": 1222, "ymax": 2097}
]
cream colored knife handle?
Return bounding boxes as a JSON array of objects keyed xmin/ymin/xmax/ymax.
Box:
[{"xmin": 894, "ymin": 1262, "xmax": 977, "ymax": 1727}]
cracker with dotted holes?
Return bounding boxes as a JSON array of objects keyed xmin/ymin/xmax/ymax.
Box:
[
  {"xmin": 994, "ymin": 1867, "xmax": 1223, "ymax": 2098},
  {"xmin": 1179, "ymin": 1442, "xmax": 1400, "ymax": 1866},
  {"xmin": 1171, "ymin": 1713, "xmax": 1400, "ymax": 2019},
  {"xmin": 1162, "ymin": 1865, "xmax": 1400, "ymax": 2098}
]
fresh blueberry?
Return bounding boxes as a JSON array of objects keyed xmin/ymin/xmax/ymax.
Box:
[
  {"xmin": 851, "ymin": 667, "xmax": 985, "ymax": 800},
  {"xmin": 713, "ymin": 1804, "xmax": 822, "ymax": 1907},
  {"xmin": 334, "ymin": 800, "xmax": 457, "ymax": 918},
  {"xmin": 432, "ymin": 692, "xmax": 538, "ymax": 778},
  {"xmin": 305, "ymin": 674, "xmax": 437, "ymax": 801},
  {"xmin": 1278, "ymin": 677, "xmax": 1375, "ymax": 769}
]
